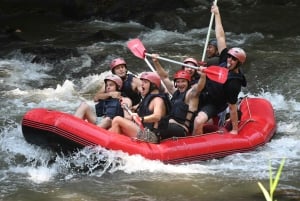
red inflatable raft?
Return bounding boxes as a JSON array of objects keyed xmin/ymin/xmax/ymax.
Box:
[{"xmin": 22, "ymin": 97, "xmax": 276, "ymax": 164}]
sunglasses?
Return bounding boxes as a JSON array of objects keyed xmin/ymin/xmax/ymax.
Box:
[{"xmin": 227, "ymin": 54, "xmax": 238, "ymax": 61}]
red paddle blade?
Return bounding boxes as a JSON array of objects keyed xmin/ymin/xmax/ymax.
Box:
[
  {"xmin": 203, "ymin": 66, "xmax": 229, "ymax": 84},
  {"xmin": 133, "ymin": 115, "xmax": 145, "ymax": 131},
  {"xmin": 127, "ymin": 38, "xmax": 146, "ymax": 59}
]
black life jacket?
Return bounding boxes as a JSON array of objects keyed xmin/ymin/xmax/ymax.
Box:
[
  {"xmin": 121, "ymin": 74, "xmax": 141, "ymax": 105},
  {"xmin": 95, "ymin": 98, "xmax": 124, "ymax": 119},
  {"xmin": 137, "ymin": 93, "xmax": 172, "ymax": 130},
  {"xmin": 203, "ymin": 69, "xmax": 246, "ymax": 111},
  {"xmin": 170, "ymin": 90, "xmax": 195, "ymax": 132},
  {"xmin": 206, "ymin": 56, "xmax": 220, "ymax": 66}
]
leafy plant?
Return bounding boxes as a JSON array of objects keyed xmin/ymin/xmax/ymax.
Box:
[{"xmin": 258, "ymin": 158, "xmax": 285, "ymax": 201}]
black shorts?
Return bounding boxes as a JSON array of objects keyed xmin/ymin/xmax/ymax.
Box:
[
  {"xmin": 199, "ymin": 103, "xmax": 219, "ymax": 120},
  {"xmin": 160, "ymin": 123, "xmax": 188, "ymax": 140},
  {"xmin": 198, "ymin": 92, "xmax": 226, "ymax": 119}
]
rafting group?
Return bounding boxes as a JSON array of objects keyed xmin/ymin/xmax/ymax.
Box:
[{"xmin": 73, "ymin": 5, "xmax": 247, "ymax": 143}]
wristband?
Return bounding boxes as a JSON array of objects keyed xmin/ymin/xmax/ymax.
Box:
[{"xmin": 141, "ymin": 117, "xmax": 144, "ymax": 124}]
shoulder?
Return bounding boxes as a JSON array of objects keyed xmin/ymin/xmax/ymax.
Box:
[
  {"xmin": 132, "ymin": 76, "xmax": 142, "ymax": 85},
  {"xmin": 122, "ymin": 97, "xmax": 132, "ymax": 106}
]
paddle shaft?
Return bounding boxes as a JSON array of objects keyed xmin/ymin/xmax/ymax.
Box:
[
  {"xmin": 201, "ymin": 0, "xmax": 218, "ymax": 62},
  {"xmin": 123, "ymin": 104, "xmax": 145, "ymax": 131},
  {"xmin": 123, "ymin": 104, "xmax": 134, "ymax": 116},
  {"xmin": 145, "ymin": 52, "xmax": 199, "ymax": 70}
]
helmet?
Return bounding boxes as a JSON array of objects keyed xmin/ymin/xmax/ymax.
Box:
[
  {"xmin": 110, "ymin": 58, "xmax": 126, "ymax": 71},
  {"xmin": 173, "ymin": 70, "xmax": 191, "ymax": 82},
  {"xmin": 104, "ymin": 74, "xmax": 123, "ymax": 90},
  {"xmin": 208, "ymin": 39, "xmax": 217, "ymax": 47},
  {"xmin": 183, "ymin": 57, "xmax": 198, "ymax": 67},
  {"xmin": 228, "ymin": 47, "xmax": 246, "ymax": 64},
  {"xmin": 140, "ymin": 72, "xmax": 161, "ymax": 88}
]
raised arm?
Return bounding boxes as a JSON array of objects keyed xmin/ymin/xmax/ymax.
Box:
[
  {"xmin": 212, "ymin": 5, "xmax": 227, "ymax": 53},
  {"xmin": 151, "ymin": 54, "xmax": 176, "ymax": 94}
]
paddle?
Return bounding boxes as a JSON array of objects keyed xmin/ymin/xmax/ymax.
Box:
[
  {"xmin": 127, "ymin": 39, "xmax": 172, "ymax": 97},
  {"xmin": 123, "ymin": 104, "xmax": 144, "ymax": 131},
  {"xmin": 127, "ymin": 38, "xmax": 228, "ymax": 84},
  {"xmin": 201, "ymin": 0, "xmax": 218, "ymax": 62}
]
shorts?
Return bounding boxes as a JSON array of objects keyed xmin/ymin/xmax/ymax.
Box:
[
  {"xmin": 198, "ymin": 92, "xmax": 225, "ymax": 120},
  {"xmin": 160, "ymin": 123, "xmax": 188, "ymax": 140},
  {"xmin": 136, "ymin": 128, "xmax": 159, "ymax": 144},
  {"xmin": 95, "ymin": 116, "xmax": 104, "ymax": 125},
  {"xmin": 199, "ymin": 104, "xmax": 218, "ymax": 120}
]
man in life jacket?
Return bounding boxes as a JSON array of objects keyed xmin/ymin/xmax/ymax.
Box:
[
  {"xmin": 109, "ymin": 72, "xmax": 170, "ymax": 143},
  {"xmin": 93, "ymin": 57, "xmax": 141, "ymax": 107},
  {"xmin": 151, "ymin": 54, "xmax": 205, "ymax": 139},
  {"xmin": 74, "ymin": 74, "xmax": 132, "ymax": 129},
  {"xmin": 205, "ymin": 39, "xmax": 220, "ymax": 66},
  {"xmin": 193, "ymin": 5, "xmax": 247, "ymax": 135}
]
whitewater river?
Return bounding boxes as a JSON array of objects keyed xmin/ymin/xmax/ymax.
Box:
[{"xmin": 0, "ymin": 9, "xmax": 300, "ymax": 201}]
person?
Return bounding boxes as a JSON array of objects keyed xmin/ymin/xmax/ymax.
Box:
[
  {"xmin": 93, "ymin": 57, "xmax": 141, "ymax": 107},
  {"xmin": 74, "ymin": 74, "xmax": 132, "ymax": 129},
  {"xmin": 109, "ymin": 72, "xmax": 171, "ymax": 143},
  {"xmin": 151, "ymin": 54, "xmax": 205, "ymax": 139},
  {"xmin": 205, "ymin": 39, "xmax": 220, "ymax": 66},
  {"xmin": 181, "ymin": 57, "xmax": 200, "ymax": 85},
  {"xmin": 193, "ymin": 5, "xmax": 247, "ymax": 135}
]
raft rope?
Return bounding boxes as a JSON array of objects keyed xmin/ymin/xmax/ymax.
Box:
[{"xmin": 237, "ymin": 96, "xmax": 255, "ymax": 132}]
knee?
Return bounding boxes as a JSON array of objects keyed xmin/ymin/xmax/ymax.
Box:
[
  {"xmin": 194, "ymin": 112, "xmax": 207, "ymax": 125},
  {"xmin": 79, "ymin": 102, "xmax": 90, "ymax": 110},
  {"xmin": 112, "ymin": 116, "xmax": 122, "ymax": 124}
]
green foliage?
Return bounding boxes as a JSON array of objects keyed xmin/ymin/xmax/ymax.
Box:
[{"xmin": 258, "ymin": 158, "xmax": 285, "ymax": 201}]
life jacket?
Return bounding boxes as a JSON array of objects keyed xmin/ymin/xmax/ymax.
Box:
[
  {"xmin": 95, "ymin": 98, "xmax": 124, "ymax": 119},
  {"xmin": 137, "ymin": 93, "xmax": 172, "ymax": 131},
  {"xmin": 170, "ymin": 90, "xmax": 195, "ymax": 132},
  {"xmin": 121, "ymin": 74, "xmax": 141, "ymax": 105},
  {"xmin": 203, "ymin": 69, "xmax": 246, "ymax": 111},
  {"xmin": 206, "ymin": 56, "xmax": 220, "ymax": 66}
]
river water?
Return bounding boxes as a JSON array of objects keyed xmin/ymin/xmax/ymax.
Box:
[{"xmin": 0, "ymin": 6, "xmax": 300, "ymax": 201}]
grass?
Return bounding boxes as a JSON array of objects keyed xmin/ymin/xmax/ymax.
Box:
[{"xmin": 257, "ymin": 158, "xmax": 286, "ymax": 201}]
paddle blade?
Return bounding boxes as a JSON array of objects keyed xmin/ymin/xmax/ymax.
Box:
[
  {"xmin": 203, "ymin": 66, "xmax": 228, "ymax": 84},
  {"xmin": 127, "ymin": 38, "xmax": 146, "ymax": 59}
]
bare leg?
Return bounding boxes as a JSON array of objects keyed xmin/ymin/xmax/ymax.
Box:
[
  {"xmin": 74, "ymin": 102, "xmax": 96, "ymax": 123},
  {"xmin": 192, "ymin": 111, "xmax": 208, "ymax": 135},
  {"xmin": 110, "ymin": 116, "xmax": 139, "ymax": 137},
  {"xmin": 97, "ymin": 117, "xmax": 112, "ymax": 129}
]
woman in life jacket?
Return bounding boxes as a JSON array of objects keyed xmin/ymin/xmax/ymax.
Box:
[
  {"xmin": 109, "ymin": 72, "xmax": 170, "ymax": 143},
  {"xmin": 151, "ymin": 54, "xmax": 205, "ymax": 139},
  {"xmin": 93, "ymin": 57, "xmax": 142, "ymax": 107},
  {"xmin": 74, "ymin": 74, "xmax": 132, "ymax": 129}
]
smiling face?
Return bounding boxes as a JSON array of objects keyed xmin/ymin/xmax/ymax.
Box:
[
  {"xmin": 175, "ymin": 78, "xmax": 189, "ymax": 93},
  {"xmin": 226, "ymin": 54, "xmax": 239, "ymax": 70},
  {"xmin": 183, "ymin": 61, "xmax": 197, "ymax": 76}
]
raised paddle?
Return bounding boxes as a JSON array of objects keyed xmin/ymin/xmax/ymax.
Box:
[
  {"xmin": 127, "ymin": 39, "xmax": 172, "ymax": 97},
  {"xmin": 123, "ymin": 104, "xmax": 144, "ymax": 131},
  {"xmin": 127, "ymin": 38, "xmax": 228, "ymax": 84},
  {"xmin": 201, "ymin": 0, "xmax": 218, "ymax": 62}
]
